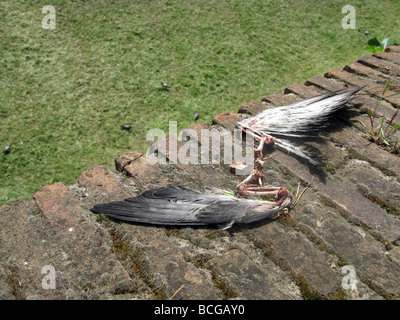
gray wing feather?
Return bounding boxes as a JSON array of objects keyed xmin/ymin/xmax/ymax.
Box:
[{"xmin": 90, "ymin": 186, "xmax": 249, "ymax": 226}]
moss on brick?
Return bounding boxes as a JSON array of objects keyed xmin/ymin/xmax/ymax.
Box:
[{"xmin": 108, "ymin": 227, "xmax": 168, "ymax": 299}]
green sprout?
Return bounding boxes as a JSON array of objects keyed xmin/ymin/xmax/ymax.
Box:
[
  {"xmin": 360, "ymin": 80, "xmax": 399, "ymax": 153},
  {"xmin": 364, "ymin": 37, "xmax": 398, "ymax": 53}
]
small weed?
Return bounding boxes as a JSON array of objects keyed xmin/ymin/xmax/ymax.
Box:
[
  {"xmin": 292, "ymin": 274, "xmax": 324, "ymax": 300},
  {"xmin": 360, "ymin": 80, "xmax": 399, "ymax": 153},
  {"xmin": 326, "ymin": 162, "xmax": 336, "ymax": 174},
  {"xmin": 4, "ymin": 264, "xmax": 25, "ymax": 300},
  {"xmin": 364, "ymin": 37, "xmax": 398, "ymax": 53},
  {"xmin": 207, "ymin": 262, "xmax": 238, "ymax": 300}
]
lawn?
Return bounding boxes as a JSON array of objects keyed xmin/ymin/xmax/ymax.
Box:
[{"xmin": 1, "ymin": 0, "xmax": 400, "ymax": 204}]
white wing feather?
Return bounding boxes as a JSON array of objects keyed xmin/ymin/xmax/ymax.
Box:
[{"xmin": 237, "ymin": 87, "xmax": 364, "ymax": 164}]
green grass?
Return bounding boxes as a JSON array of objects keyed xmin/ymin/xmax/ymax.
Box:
[{"xmin": 1, "ymin": 0, "xmax": 400, "ymax": 204}]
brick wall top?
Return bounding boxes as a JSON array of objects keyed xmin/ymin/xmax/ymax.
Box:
[{"xmin": 1, "ymin": 46, "xmax": 399, "ymax": 300}]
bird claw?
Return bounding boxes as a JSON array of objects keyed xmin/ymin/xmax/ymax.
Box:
[{"xmin": 236, "ymin": 169, "xmax": 264, "ymax": 189}]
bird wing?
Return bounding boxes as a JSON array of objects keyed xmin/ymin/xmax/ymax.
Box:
[
  {"xmin": 274, "ymin": 137, "xmax": 323, "ymax": 166},
  {"xmin": 90, "ymin": 186, "xmax": 252, "ymax": 227},
  {"xmin": 238, "ymin": 87, "xmax": 364, "ymax": 137},
  {"xmin": 237, "ymin": 86, "xmax": 365, "ymax": 164}
]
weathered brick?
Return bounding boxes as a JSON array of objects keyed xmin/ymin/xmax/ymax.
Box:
[
  {"xmin": 208, "ymin": 249, "xmax": 302, "ymax": 299},
  {"xmin": 303, "ymin": 77, "xmax": 399, "ymax": 126},
  {"xmin": 295, "ymin": 190, "xmax": 399, "ymax": 298},
  {"xmin": 127, "ymin": 130, "xmax": 240, "ymax": 191},
  {"xmin": 32, "ymin": 183, "xmax": 133, "ymax": 298},
  {"xmin": 284, "ymin": 85, "xmax": 399, "ymax": 148},
  {"xmin": 344, "ymin": 62, "xmax": 400, "ymax": 90},
  {"xmin": 385, "ymin": 45, "xmax": 400, "ymax": 53},
  {"xmin": 238, "ymin": 101, "xmax": 271, "ymax": 115},
  {"xmin": 114, "ymin": 152, "xmax": 143, "ymax": 172},
  {"xmin": 4, "ymin": 44, "xmax": 400, "ymax": 301},
  {"xmin": 79, "ymin": 168, "xmax": 220, "ymax": 299},
  {"xmin": 262, "ymin": 91, "xmax": 299, "ymax": 105},
  {"xmin": 373, "ymin": 51, "xmax": 400, "ymax": 65},
  {"xmin": 181, "ymin": 122, "xmax": 212, "ymax": 150},
  {"xmin": 33, "ymin": 183, "xmax": 75, "ymax": 227},
  {"xmin": 149, "ymin": 135, "xmax": 184, "ymax": 164},
  {"xmin": 179, "ymin": 125, "xmax": 250, "ymax": 186},
  {"xmin": 305, "ymin": 76, "xmax": 347, "ymax": 92},
  {"xmin": 325, "ymin": 69, "xmax": 400, "ymax": 107},
  {"xmin": 325, "ymin": 68, "xmax": 370, "ymax": 87},
  {"xmin": 271, "ymin": 149, "xmax": 400, "ymax": 243},
  {"xmin": 114, "ymin": 152, "xmax": 168, "ymax": 187},
  {"xmin": 351, "ymin": 96, "xmax": 400, "ymax": 124},
  {"xmin": 247, "ymin": 222, "xmax": 344, "ymax": 297},
  {"xmin": 358, "ymin": 55, "xmax": 400, "ymax": 77},
  {"xmin": 344, "ymin": 61, "xmax": 388, "ymax": 80},
  {"xmin": 284, "ymin": 83, "xmax": 322, "ymax": 99},
  {"xmin": 181, "ymin": 123, "xmax": 216, "ymax": 168},
  {"xmin": 330, "ymin": 126, "xmax": 400, "ymax": 178},
  {"xmin": 0, "ymin": 200, "xmax": 67, "ymax": 299},
  {"xmin": 118, "ymin": 222, "xmax": 220, "ymax": 299},
  {"xmin": 78, "ymin": 165, "xmax": 133, "ymax": 202},
  {"xmin": 212, "ymin": 111, "xmax": 241, "ymax": 131},
  {"xmin": 337, "ymin": 159, "xmax": 400, "ymax": 216}
]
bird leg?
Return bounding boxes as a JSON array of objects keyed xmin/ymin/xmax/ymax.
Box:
[
  {"xmin": 237, "ymin": 185, "xmax": 290, "ymax": 199},
  {"xmin": 233, "ymin": 130, "xmax": 292, "ymax": 206},
  {"xmin": 234, "ymin": 130, "xmax": 273, "ymax": 194}
]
